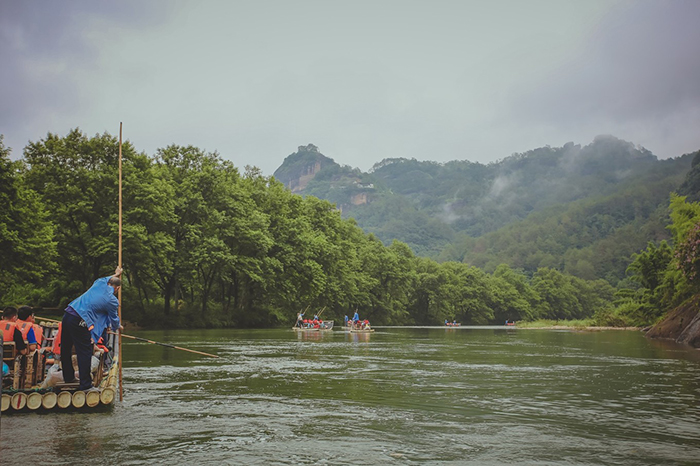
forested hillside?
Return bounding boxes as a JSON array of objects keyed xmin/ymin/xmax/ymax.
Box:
[
  {"xmin": 274, "ymin": 136, "xmax": 696, "ymax": 285},
  {"xmin": 1, "ymin": 130, "xmax": 623, "ymax": 328}
]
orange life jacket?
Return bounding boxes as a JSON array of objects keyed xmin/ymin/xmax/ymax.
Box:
[
  {"xmin": 17, "ymin": 320, "xmax": 42, "ymax": 345},
  {"xmin": 2, "ymin": 320, "xmax": 17, "ymax": 343},
  {"xmin": 52, "ymin": 322, "xmax": 62, "ymax": 354},
  {"xmin": 33, "ymin": 324, "xmax": 44, "ymax": 345}
]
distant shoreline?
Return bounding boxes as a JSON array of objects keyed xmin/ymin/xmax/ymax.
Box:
[
  {"xmin": 517, "ymin": 326, "xmax": 642, "ymax": 331},
  {"xmin": 370, "ymin": 325, "xmax": 642, "ymax": 331}
]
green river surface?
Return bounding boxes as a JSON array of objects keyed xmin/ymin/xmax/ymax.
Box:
[{"xmin": 1, "ymin": 327, "xmax": 699, "ymax": 465}]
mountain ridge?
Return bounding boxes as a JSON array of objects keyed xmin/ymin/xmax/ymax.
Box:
[{"xmin": 273, "ymin": 136, "xmax": 697, "ymax": 285}]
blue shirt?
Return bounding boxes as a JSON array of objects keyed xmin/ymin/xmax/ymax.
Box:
[
  {"xmin": 353, "ymin": 312, "xmax": 359, "ymax": 321},
  {"xmin": 26, "ymin": 327, "xmax": 36, "ymax": 344},
  {"xmin": 69, "ymin": 276, "xmax": 120, "ymax": 342}
]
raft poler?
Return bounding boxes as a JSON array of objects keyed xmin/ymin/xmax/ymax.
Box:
[{"xmin": 60, "ymin": 265, "xmax": 123, "ymax": 392}]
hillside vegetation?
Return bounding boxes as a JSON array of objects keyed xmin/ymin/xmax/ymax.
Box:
[{"xmin": 274, "ymin": 136, "xmax": 695, "ymax": 287}]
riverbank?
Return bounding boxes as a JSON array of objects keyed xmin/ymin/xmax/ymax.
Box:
[
  {"xmin": 514, "ymin": 319, "xmax": 640, "ymax": 331},
  {"xmin": 519, "ymin": 325, "xmax": 641, "ymax": 331},
  {"xmin": 646, "ymin": 295, "xmax": 700, "ymax": 348}
]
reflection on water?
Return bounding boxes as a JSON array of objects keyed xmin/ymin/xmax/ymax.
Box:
[{"xmin": 2, "ymin": 327, "xmax": 699, "ymax": 465}]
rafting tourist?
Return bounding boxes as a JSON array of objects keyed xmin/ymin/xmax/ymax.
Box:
[
  {"xmin": 16, "ymin": 306, "xmax": 40, "ymax": 351},
  {"xmin": 296, "ymin": 311, "xmax": 305, "ymax": 328},
  {"xmin": 352, "ymin": 310, "xmax": 360, "ymax": 322},
  {"xmin": 60, "ymin": 265, "xmax": 123, "ymax": 392},
  {"xmin": 2, "ymin": 306, "xmax": 28, "ymax": 355},
  {"xmin": 19, "ymin": 305, "xmax": 43, "ymax": 346}
]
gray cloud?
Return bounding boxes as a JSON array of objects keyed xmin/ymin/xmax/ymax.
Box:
[
  {"xmin": 1, "ymin": 0, "xmax": 698, "ymax": 174},
  {"xmin": 505, "ymin": 0, "xmax": 700, "ymax": 159}
]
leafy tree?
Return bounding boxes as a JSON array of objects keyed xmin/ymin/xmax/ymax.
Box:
[
  {"xmin": 22, "ymin": 130, "xmax": 124, "ymax": 303},
  {"xmin": 0, "ymin": 135, "xmax": 56, "ymax": 301}
]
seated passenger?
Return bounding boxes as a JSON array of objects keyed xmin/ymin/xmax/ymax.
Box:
[
  {"xmin": 2, "ymin": 306, "xmax": 28, "ymax": 355},
  {"xmin": 16, "ymin": 306, "xmax": 40, "ymax": 351}
]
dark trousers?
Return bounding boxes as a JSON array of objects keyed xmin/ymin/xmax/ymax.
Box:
[{"xmin": 60, "ymin": 312, "xmax": 94, "ymax": 390}]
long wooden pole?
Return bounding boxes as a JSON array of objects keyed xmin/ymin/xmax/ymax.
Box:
[
  {"xmin": 109, "ymin": 332, "xmax": 219, "ymax": 358},
  {"xmin": 35, "ymin": 316, "xmax": 219, "ymax": 359},
  {"xmin": 118, "ymin": 122, "xmax": 123, "ymax": 402}
]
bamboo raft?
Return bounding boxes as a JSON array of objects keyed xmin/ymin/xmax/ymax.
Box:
[
  {"xmin": 292, "ymin": 320, "xmax": 334, "ymax": 331},
  {"xmin": 1, "ymin": 321, "xmax": 120, "ymax": 413},
  {"xmin": 344, "ymin": 324, "xmax": 375, "ymax": 333}
]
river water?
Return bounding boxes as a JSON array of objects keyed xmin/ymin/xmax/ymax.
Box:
[{"xmin": 1, "ymin": 327, "xmax": 699, "ymax": 465}]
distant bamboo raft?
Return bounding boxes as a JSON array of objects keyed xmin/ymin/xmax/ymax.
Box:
[{"xmin": 1, "ymin": 355, "xmax": 120, "ymax": 413}]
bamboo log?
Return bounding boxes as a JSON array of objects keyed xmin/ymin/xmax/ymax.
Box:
[
  {"xmin": 42, "ymin": 391, "xmax": 57, "ymax": 409},
  {"xmin": 57, "ymin": 391, "xmax": 72, "ymax": 408},
  {"xmin": 1, "ymin": 393, "xmax": 10, "ymax": 412},
  {"xmin": 26, "ymin": 392, "xmax": 42, "ymax": 410},
  {"xmin": 71, "ymin": 390, "xmax": 86, "ymax": 408},
  {"xmin": 11, "ymin": 392, "xmax": 27, "ymax": 410},
  {"xmin": 100, "ymin": 387, "xmax": 115, "ymax": 405},
  {"xmin": 86, "ymin": 390, "xmax": 100, "ymax": 407}
]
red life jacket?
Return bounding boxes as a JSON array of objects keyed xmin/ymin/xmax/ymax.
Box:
[{"xmin": 2, "ymin": 320, "xmax": 17, "ymax": 343}]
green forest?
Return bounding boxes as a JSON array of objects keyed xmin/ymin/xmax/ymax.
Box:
[{"xmin": 2, "ymin": 130, "xmax": 700, "ymax": 329}]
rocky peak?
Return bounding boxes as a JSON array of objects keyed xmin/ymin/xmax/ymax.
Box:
[{"xmin": 273, "ymin": 144, "xmax": 338, "ymax": 193}]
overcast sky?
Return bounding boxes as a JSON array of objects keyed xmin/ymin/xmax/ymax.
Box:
[{"xmin": 1, "ymin": 0, "xmax": 699, "ymax": 175}]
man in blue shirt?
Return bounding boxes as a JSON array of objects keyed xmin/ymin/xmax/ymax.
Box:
[{"xmin": 61, "ymin": 266, "xmax": 123, "ymax": 391}]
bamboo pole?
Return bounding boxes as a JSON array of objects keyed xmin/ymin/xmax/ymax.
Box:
[
  {"xmin": 110, "ymin": 332, "xmax": 219, "ymax": 358},
  {"xmin": 35, "ymin": 316, "xmax": 61, "ymax": 324},
  {"xmin": 36, "ymin": 316, "xmax": 219, "ymax": 359},
  {"xmin": 118, "ymin": 122, "xmax": 123, "ymax": 402}
]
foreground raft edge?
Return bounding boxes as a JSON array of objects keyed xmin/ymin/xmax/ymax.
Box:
[{"xmin": 1, "ymin": 355, "xmax": 120, "ymax": 414}]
